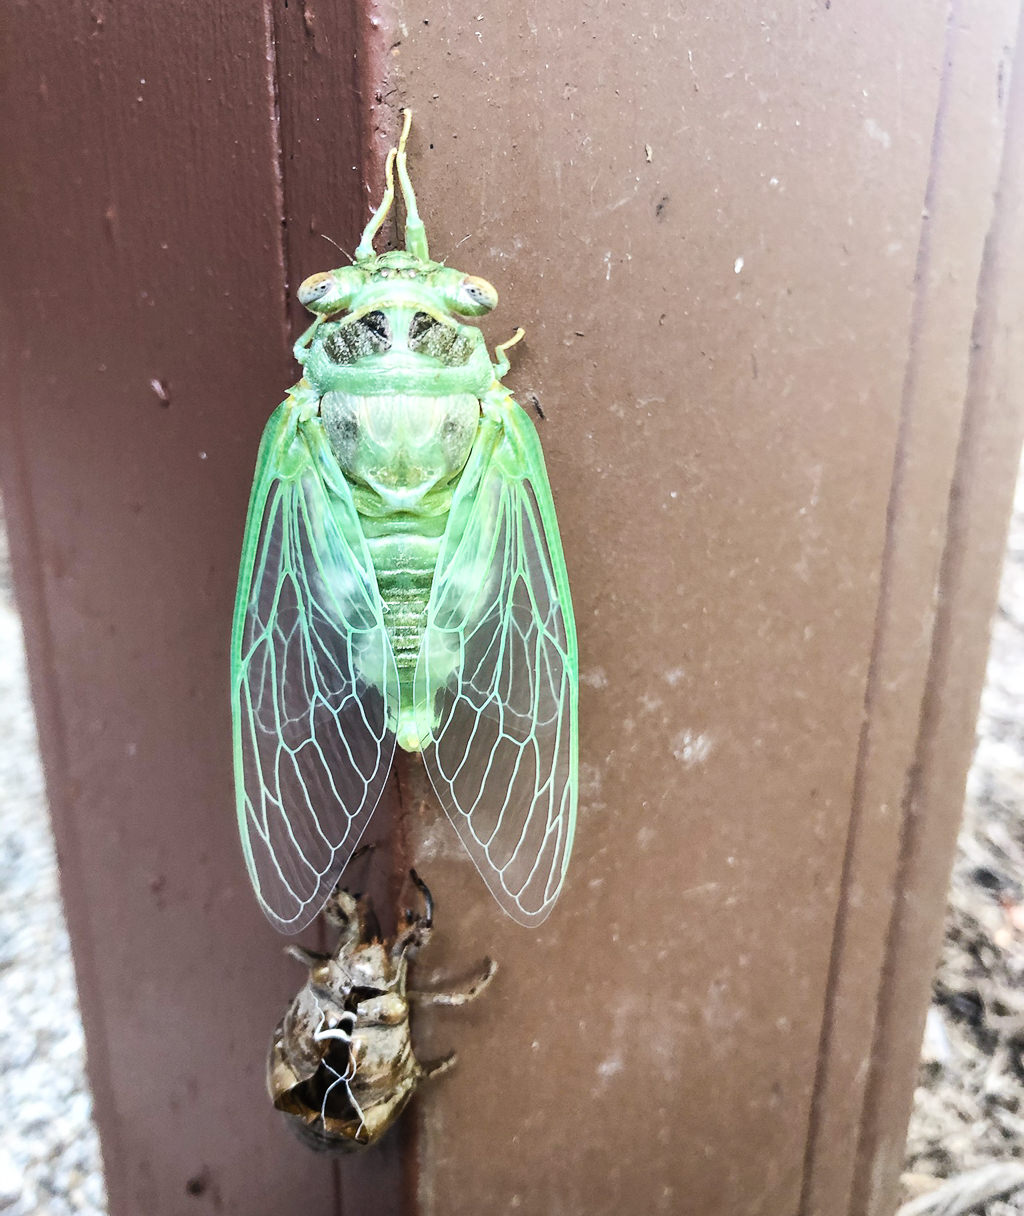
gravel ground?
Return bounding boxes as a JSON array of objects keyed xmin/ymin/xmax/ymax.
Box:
[
  {"xmin": 901, "ymin": 471, "xmax": 1024, "ymax": 1215},
  {"xmin": 0, "ymin": 464, "xmax": 1022, "ymax": 1214},
  {"xmin": 0, "ymin": 507, "xmax": 107, "ymax": 1216}
]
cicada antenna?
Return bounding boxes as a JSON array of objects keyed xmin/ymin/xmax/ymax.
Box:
[
  {"xmin": 355, "ymin": 146, "xmax": 398, "ymax": 262},
  {"xmin": 320, "ymin": 232, "xmax": 355, "ymax": 265},
  {"xmin": 396, "ymin": 109, "xmax": 430, "ymax": 262}
]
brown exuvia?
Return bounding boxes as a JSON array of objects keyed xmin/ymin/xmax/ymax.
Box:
[{"xmin": 268, "ymin": 871, "xmax": 496, "ymax": 1151}]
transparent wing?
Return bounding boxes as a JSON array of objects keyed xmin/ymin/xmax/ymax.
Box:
[
  {"xmin": 416, "ymin": 398, "xmax": 578, "ymax": 925},
  {"xmin": 231, "ymin": 397, "xmax": 398, "ymax": 933}
]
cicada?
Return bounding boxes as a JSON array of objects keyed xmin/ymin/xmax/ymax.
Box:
[
  {"xmin": 231, "ymin": 111, "xmax": 578, "ymax": 933},
  {"xmin": 268, "ymin": 871, "xmax": 496, "ymax": 1152}
]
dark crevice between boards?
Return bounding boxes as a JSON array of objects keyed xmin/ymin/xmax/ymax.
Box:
[
  {"xmin": 259, "ymin": 0, "xmax": 293, "ymax": 351},
  {"xmin": 395, "ymin": 756, "xmax": 424, "ymax": 1216},
  {"xmin": 341, "ymin": 33, "xmax": 405, "ymax": 1212}
]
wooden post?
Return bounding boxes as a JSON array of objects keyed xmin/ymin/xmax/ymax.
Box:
[{"xmin": 1, "ymin": 3, "xmax": 1023, "ymax": 1214}]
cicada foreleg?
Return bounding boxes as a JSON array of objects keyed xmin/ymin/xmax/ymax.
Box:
[
  {"xmin": 391, "ymin": 869, "xmax": 434, "ymax": 960},
  {"xmin": 293, "ymin": 316, "xmax": 324, "ymax": 365},
  {"xmin": 492, "ymin": 326, "xmax": 525, "ymax": 379}
]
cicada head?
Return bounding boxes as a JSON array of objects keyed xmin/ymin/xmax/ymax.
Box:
[
  {"xmin": 339, "ymin": 111, "xmax": 500, "ymax": 326},
  {"xmin": 294, "ymin": 112, "xmax": 510, "ymax": 395}
]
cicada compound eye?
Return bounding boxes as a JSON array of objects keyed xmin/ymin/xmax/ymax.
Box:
[
  {"xmin": 432, "ymin": 269, "xmax": 499, "ymax": 317},
  {"xmin": 297, "ymin": 267, "xmax": 364, "ymax": 316},
  {"xmin": 457, "ymin": 276, "xmax": 498, "ymax": 315}
]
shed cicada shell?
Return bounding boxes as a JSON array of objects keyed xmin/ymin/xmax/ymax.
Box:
[{"xmin": 269, "ymin": 871, "xmax": 496, "ymax": 1151}]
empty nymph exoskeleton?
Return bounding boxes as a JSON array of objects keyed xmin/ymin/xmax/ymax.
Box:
[{"xmin": 268, "ymin": 871, "xmax": 496, "ymax": 1151}]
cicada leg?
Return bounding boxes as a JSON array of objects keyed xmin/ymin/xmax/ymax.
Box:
[
  {"xmin": 285, "ymin": 943, "xmax": 331, "ymax": 968},
  {"xmin": 408, "ymin": 957, "xmax": 498, "ymax": 1006},
  {"xmin": 420, "ymin": 1052, "xmax": 458, "ymax": 1081},
  {"xmin": 391, "ymin": 869, "xmax": 434, "ymax": 960},
  {"xmin": 293, "ymin": 316, "xmax": 323, "ymax": 365},
  {"xmin": 492, "ymin": 326, "xmax": 525, "ymax": 379}
]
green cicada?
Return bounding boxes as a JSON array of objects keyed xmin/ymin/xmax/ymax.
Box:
[{"xmin": 231, "ymin": 112, "xmax": 578, "ymax": 934}]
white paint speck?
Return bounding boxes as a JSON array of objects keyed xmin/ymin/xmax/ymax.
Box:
[
  {"xmin": 581, "ymin": 667, "xmax": 608, "ymax": 689},
  {"xmin": 579, "ymin": 761, "xmax": 605, "ymax": 808},
  {"xmin": 606, "ymin": 193, "xmax": 636, "ymax": 214},
  {"xmin": 663, "ymin": 667, "xmax": 686, "ymax": 687},
  {"xmin": 412, "ymin": 817, "xmax": 462, "ymax": 862},
  {"xmin": 637, "ymin": 825, "xmax": 658, "ymax": 850},
  {"xmin": 680, "ymin": 881, "xmax": 720, "ymax": 899},
  {"xmin": 598, "ymin": 1056, "xmax": 624, "ymax": 1080},
  {"xmin": 864, "ymin": 118, "xmax": 892, "ymax": 149},
  {"xmin": 672, "ymin": 730, "xmax": 713, "ymax": 767},
  {"xmin": 734, "ymin": 256, "xmax": 744, "ymax": 274}
]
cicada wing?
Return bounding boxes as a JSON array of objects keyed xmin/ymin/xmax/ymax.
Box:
[
  {"xmin": 416, "ymin": 401, "xmax": 578, "ymax": 926},
  {"xmin": 232, "ymin": 398, "xmax": 398, "ymax": 934}
]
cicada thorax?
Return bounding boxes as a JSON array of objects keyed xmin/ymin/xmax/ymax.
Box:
[{"xmin": 306, "ymin": 295, "xmax": 495, "ymax": 752}]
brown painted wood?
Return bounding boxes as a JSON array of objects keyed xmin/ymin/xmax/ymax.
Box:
[
  {"xmin": 2, "ymin": 2, "xmax": 1023, "ymax": 1215},
  {"xmin": 0, "ymin": 3, "xmax": 386, "ymax": 1213},
  {"xmin": 850, "ymin": 7, "xmax": 1024, "ymax": 1211},
  {"xmin": 380, "ymin": 2, "xmax": 1024, "ymax": 1214},
  {"xmin": 802, "ymin": 5, "xmax": 1024, "ymax": 1213}
]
